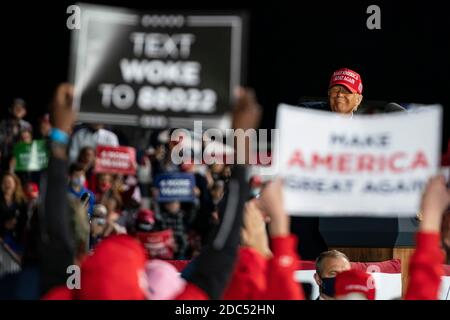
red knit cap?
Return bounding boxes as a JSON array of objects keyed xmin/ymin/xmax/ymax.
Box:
[{"xmin": 76, "ymin": 235, "xmax": 148, "ymax": 300}]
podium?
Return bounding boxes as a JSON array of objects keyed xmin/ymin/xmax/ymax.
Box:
[{"xmin": 319, "ymin": 217, "xmax": 420, "ymax": 297}]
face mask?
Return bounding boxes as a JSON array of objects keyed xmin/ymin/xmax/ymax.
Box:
[
  {"xmin": 137, "ymin": 222, "xmax": 154, "ymax": 232},
  {"xmin": 320, "ymin": 276, "xmax": 336, "ymax": 298},
  {"xmin": 99, "ymin": 182, "xmax": 112, "ymax": 193},
  {"xmin": 92, "ymin": 217, "xmax": 106, "ymax": 226},
  {"xmin": 72, "ymin": 176, "xmax": 86, "ymax": 187},
  {"xmin": 250, "ymin": 188, "xmax": 261, "ymax": 199}
]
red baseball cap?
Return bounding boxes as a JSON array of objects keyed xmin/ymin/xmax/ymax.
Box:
[
  {"xmin": 335, "ymin": 269, "xmax": 376, "ymax": 300},
  {"xmin": 25, "ymin": 182, "xmax": 39, "ymax": 199},
  {"xmin": 137, "ymin": 209, "xmax": 155, "ymax": 225},
  {"xmin": 249, "ymin": 175, "xmax": 263, "ymax": 188},
  {"xmin": 329, "ymin": 68, "xmax": 363, "ymax": 94}
]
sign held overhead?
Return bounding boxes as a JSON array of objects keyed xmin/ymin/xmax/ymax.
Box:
[
  {"xmin": 69, "ymin": 3, "xmax": 246, "ymax": 130},
  {"xmin": 272, "ymin": 104, "xmax": 442, "ymax": 217}
]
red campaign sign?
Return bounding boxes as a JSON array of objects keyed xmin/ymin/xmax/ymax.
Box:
[
  {"xmin": 136, "ymin": 229, "xmax": 176, "ymax": 260},
  {"xmin": 95, "ymin": 145, "xmax": 137, "ymax": 175}
]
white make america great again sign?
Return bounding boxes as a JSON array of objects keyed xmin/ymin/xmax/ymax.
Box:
[{"xmin": 272, "ymin": 104, "xmax": 442, "ymax": 217}]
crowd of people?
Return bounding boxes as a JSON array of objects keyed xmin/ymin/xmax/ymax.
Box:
[
  {"xmin": 0, "ymin": 97, "xmax": 236, "ymax": 263},
  {"xmin": 0, "ymin": 69, "xmax": 449, "ymax": 300}
]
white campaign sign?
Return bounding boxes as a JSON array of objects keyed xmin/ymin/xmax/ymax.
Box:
[{"xmin": 273, "ymin": 104, "xmax": 442, "ymax": 217}]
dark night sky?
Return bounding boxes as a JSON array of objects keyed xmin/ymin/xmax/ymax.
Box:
[{"xmin": 1, "ymin": 0, "xmax": 449, "ymax": 152}]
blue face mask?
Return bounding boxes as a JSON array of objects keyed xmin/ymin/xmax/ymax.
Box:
[
  {"xmin": 250, "ymin": 188, "xmax": 261, "ymax": 199},
  {"xmin": 320, "ymin": 277, "xmax": 336, "ymax": 297},
  {"xmin": 71, "ymin": 176, "xmax": 86, "ymax": 187}
]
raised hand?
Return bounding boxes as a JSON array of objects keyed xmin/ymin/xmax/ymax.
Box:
[
  {"xmin": 231, "ymin": 87, "xmax": 262, "ymax": 131},
  {"xmin": 419, "ymin": 175, "xmax": 450, "ymax": 232},
  {"xmin": 50, "ymin": 83, "xmax": 75, "ymax": 134},
  {"xmin": 258, "ymin": 179, "xmax": 290, "ymax": 237},
  {"xmin": 241, "ymin": 199, "xmax": 272, "ymax": 258}
]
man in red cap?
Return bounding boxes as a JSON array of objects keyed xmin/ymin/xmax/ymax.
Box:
[
  {"xmin": 328, "ymin": 68, "xmax": 364, "ymax": 114},
  {"xmin": 293, "ymin": 68, "xmax": 364, "ymax": 261},
  {"xmin": 335, "ymin": 269, "xmax": 376, "ymax": 300},
  {"xmin": 299, "ymin": 67, "xmax": 363, "ymax": 116}
]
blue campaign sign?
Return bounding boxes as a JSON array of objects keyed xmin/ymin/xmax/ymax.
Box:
[{"xmin": 155, "ymin": 173, "xmax": 196, "ymax": 202}]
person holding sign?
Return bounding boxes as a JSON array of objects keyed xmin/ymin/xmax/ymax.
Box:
[
  {"xmin": 14, "ymin": 128, "xmax": 46, "ymax": 187},
  {"xmin": 135, "ymin": 208, "xmax": 177, "ymax": 260},
  {"xmin": 69, "ymin": 124, "xmax": 119, "ymax": 163},
  {"xmin": 154, "ymin": 200, "xmax": 194, "ymax": 259},
  {"xmin": 0, "ymin": 98, "xmax": 32, "ymax": 166},
  {"xmin": 405, "ymin": 175, "xmax": 450, "ymax": 299},
  {"xmin": 223, "ymin": 179, "xmax": 305, "ymax": 300}
]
